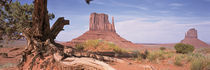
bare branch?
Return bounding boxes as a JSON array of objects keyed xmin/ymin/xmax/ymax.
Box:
[{"xmin": 50, "ymin": 17, "xmax": 69, "ymax": 40}]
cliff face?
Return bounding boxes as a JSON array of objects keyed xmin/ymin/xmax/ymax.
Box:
[
  {"xmin": 185, "ymin": 28, "xmax": 197, "ymax": 39},
  {"xmin": 89, "ymin": 13, "xmax": 115, "ymax": 32},
  {"xmin": 181, "ymin": 28, "xmax": 209, "ymax": 48},
  {"xmin": 67, "ymin": 13, "xmax": 136, "ymax": 49}
]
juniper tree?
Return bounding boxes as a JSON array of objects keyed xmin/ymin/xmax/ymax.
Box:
[
  {"xmin": 1, "ymin": 0, "xmax": 99, "ymax": 70},
  {"xmin": 0, "ymin": 1, "xmax": 54, "ymax": 40}
]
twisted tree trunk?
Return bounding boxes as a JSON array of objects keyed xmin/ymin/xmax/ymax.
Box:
[
  {"xmin": 17, "ymin": 0, "xmax": 116, "ymax": 70},
  {"xmin": 18, "ymin": 0, "xmax": 69, "ymax": 70}
]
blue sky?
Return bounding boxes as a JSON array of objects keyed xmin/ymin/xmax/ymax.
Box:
[{"xmin": 20, "ymin": 0, "xmax": 210, "ymax": 43}]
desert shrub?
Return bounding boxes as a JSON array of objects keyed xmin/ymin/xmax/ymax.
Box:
[
  {"xmin": 131, "ymin": 50, "xmax": 142, "ymax": 61},
  {"xmin": 148, "ymin": 50, "xmax": 165, "ymax": 62},
  {"xmin": 186, "ymin": 54, "xmax": 193, "ymax": 63},
  {"xmin": 185, "ymin": 53, "xmax": 204, "ymax": 63},
  {"xmin": 190, "ymin": 57, "xmax": 206, "ymax": 70},
  {"xmin": 148, "ymin": 52, "xmax": 157, "ymax": 61},
  {"xmin": 112, "ymin": 46, "xmax": 127, "ymax": 54},
  {"xmin": 75, "ymin": 44, "xmax": 84, "ymax": 51},
  {"xmin": 174, "ymin": 43, "xmax": 194, "ymax": 54},
  {"xmin": 190, "ymin": 54, "xmax": 210, "ymax": 70},
  {"xmin": 84, "ymin": 40, "xmax": 100, "ymax": 49},
  {"xmin": 160, "ymin": 47, "xmax": 166, "ymax": 51},
  {"xmin": 174, "ymin": 55, "xmax": 183, "ymax": 66},
  {"xmin": 165, "ymin": 52, "xmax": 174, "ymax": 59},
  {"xmin": 141, "ymin": 50, "xmax": 149, "ymax": 59},
  {"xmin": 131, "ymin": 50, "xmax": 141, "ymax": 57},
  {"xmin": 82, "ymin": 40, "xmax": 128, "ymax": 54}
]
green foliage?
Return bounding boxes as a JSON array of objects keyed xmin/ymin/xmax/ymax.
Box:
[
  {"xmin": 82, "ymin": 39, "xmax": 128, "ymax": 54},
  {"xmin": 0, "ymin": 1, "xmax": 33, "ymax": 40},
  {"xmin": 131, "ymin": 50, "xmax": 142, "ymax": 60},
  {"xmin": 131, "ymin": 50, "xmax": 149, "ymax": 61},
  {"xmin": 174, "ymin": 43, "xmax": 195, "ymax": 54},
  {"xmin": 0, "ymin": 1, "xmax": 55, "ymax": 40},
  {"xmin": 147, "ymin": 50, "xmax": 165, "ymax": 62},
  {"xmin": 75, "ymin": 44, "xmax": 84, "ymax": 51},
  {"xmin": 160, "ymin": 47, "xmax": 166, "ymax": 51},
  {"xmin": 112, "ymin": 45, "xmax": 127, "ymax": 54},
  {"xmin": 84, "ymin": 40, "xmax": 100, "ymax": 49}
]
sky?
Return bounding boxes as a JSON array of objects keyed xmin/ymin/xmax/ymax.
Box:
[{"xmin": 20, "ymin": 0, "xmax": 210, "ymax": 43}]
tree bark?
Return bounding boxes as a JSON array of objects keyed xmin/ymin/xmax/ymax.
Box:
[{"xmin": 18, "ymin": 0, "xmax": 69, "ymax": 70}]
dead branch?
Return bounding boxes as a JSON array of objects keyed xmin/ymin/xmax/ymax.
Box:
[{"xmin": 50, "ymin": 17, "xmax": 69, "ymax": 40}]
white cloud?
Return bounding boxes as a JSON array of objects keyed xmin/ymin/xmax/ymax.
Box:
[
  {"xmin": 54, "ymin": 13, "xmax": 210, "ymax": 44},
  {"xmin": 92, "ymin": 0, "xmax": 106, "ymax": 5},
  {"xmin": 169, "ymin": 3, "xmax": 183, "ymax": 7},
  {"xmin": 115, "ymin": 16, "xmax": 210, "ymax": 43}
]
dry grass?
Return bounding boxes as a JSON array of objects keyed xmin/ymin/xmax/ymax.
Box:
[
  {"xmin": 75, "ymin": 39, "xmax": 128, "ymax": 54},
  {"xmin": 190, "ymin": 54, "xmax": 210, "ymax": 70},
  {"xmin": 147, "ymin": 50, "xmax": 166, "ymax": 62},
  {"xmin": 0, "ymin": 63, "xmax": 17, "ymax": 69}
]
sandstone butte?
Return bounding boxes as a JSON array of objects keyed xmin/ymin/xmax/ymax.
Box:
[
  {"xmin": 66, "ymin": 12, "xmax": 136, "ymax": 48},
  {"xmin": 181, "ymin": 28, "xmax": 209, "ymax": 48}
]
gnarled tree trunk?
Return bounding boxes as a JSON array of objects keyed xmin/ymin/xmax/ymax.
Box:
[
  {"xmin": 18, "ymin": 0, "xmax": 69, "ymax": 70},
  {"xmin": 17, "ymin": 0, "xmax": 116, "ymax": 70}
]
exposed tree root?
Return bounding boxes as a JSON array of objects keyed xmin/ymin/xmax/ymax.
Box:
[{"xmin": 15, "ymin": 0, "xmax": 117, "ymax": 70}]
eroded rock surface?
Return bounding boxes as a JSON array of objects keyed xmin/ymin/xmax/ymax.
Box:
[
  {"xmin": 185, "ymin": 28, "xmax": 197, "ymax": 38},
  {"xmin": 89, "ymin": 13, "xmax": 115, "ymax": 32}
]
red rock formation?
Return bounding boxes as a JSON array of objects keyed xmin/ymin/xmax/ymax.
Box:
[
  {"xmin": 67, "ymin": 13, "xmax": 136, "ymax": 49},
  {"xmin": 185, "ymin": 28, "xmax": 197, "ymax": 38},
  {"xmin": 89, "ymin": 13, "xmax": 115, "ymax": 32},
  {"xmin": 181, "ymin": 28, "xmax": 209, "ymax": 48}
]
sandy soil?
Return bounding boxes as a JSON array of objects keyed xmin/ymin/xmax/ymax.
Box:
[{"xmin": 111, "ymin": 58, "xmax": 190, "ymax": 70}]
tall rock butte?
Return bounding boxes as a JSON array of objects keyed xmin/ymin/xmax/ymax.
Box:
[
  {"xmin": 67, "ymin": 13, "xmax": 136, "ymax": 48},
  {"xmin": 181, "ymin": 28, "xmax": 209, "ymax": 48},
  {"xmin": 89, "ymin": 13, "xmax": 116, "ymax": 32}
]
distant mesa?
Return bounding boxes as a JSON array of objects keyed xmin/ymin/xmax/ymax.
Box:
[
  {"xmin": 67, "ymin": 13, "xmax": 136, "ymax": 48},
  {"xmin": 181, "ymin": 28, "xmax": 209, "ymax": 48}
]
